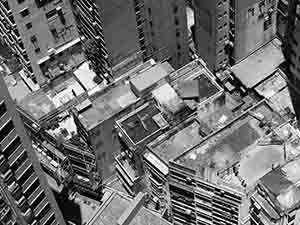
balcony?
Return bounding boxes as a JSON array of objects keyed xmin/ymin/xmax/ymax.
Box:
[
  {"xmin": 0, "ymin": 1, "xmax": 11, "ymax": 16},
  {"xmin": 8, "ymin": 181, "xmax": 22, "ymax": 200},
  {"xmin": 0, "ymin": 154, "xmax": 9, "ymax": 174},
  {"xmin": 15, "ymin": 158, "xmax": 31, "ymax": 180},
  {"xmin": 22, "ymin": 208, "xmax": 34, "ymax": 224},
  {"xmin": 22, "ymin": 173, "xmax": 38, "ymax": 193},
  {"xmin": 34, "ymin": 197, "xmax": 48, "ymax": 217},
  {"xmin": 28, "ymin": 186, "xmax": 43, "ymax": 205},
  {"xmin": 8, "ymin": 147, "xmax": 25, "ymax": 167},
  {"xmin": 1, "ymin": 169, "xmax": 15, "ymax": 185},
  {"xmin": 0, "ymin": 205, "xmax": 11, "ymax": 223},
  {"xmin": 15, "ymin": 196, "xmax": 29, "ymax": 213},
  {"xmin": 40, "ymin": 211, "xmax": 54, "ymax": 225}
]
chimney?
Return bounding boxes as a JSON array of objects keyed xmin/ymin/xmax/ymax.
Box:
[{"xmin": 117, "ymin": 192, "xmax": 146, "ymax": 225}]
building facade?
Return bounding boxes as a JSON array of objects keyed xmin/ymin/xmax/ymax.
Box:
[
  {"xmin": 0, "ymin": 0, "xmax": 82, "ymax": 85},
  {"xmin": 283, "ymin": 0, "xmax": 300, "ymax": 121},
  {"xmin": 0, "ymin": 76, "xmax": 66, "ymax": 225},
  {"xmin": 193, "ymin": 0, "xmax": 277, "ymax": 72},
  {"xmin": 72, "ymin": 0, "xmax": 190, "ymax": 76}
]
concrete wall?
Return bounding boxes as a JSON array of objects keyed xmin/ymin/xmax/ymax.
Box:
[
  {"xmin": 95, "ymin": 0, "xmax": 141, "ymax": 68},
  {"xmin": 143, "ymin": 0, "xmax": 190, "ymax": 69},
  {"xmin": 8, "ymin": 0, "xmax": 80, "ymax": 84},
  {"xmin": 90, "ymin": 118, "xmax": 121, "ymax": 180},
  {"xmin": 234, "ymin": 0, "xmax": 277, "ymax": 61},
  {"xmin": 193, "ymin": 0, "xmax": 230, "ymax": 71}
]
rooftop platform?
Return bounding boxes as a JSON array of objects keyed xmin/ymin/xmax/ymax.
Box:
[
  {"xmin": 130, "ymin": 61, "xmax": 174, "ymax": 96},
  {"xmin": 87, "ymin": 192, "xmax": 171, "ymax": 225},
  {"xmin": 259, "ymin": 156, "xmax": 300, "ymax": 212},
  {"xmin": 174, "ymin": 101, "xmax": 285, "ymax": 183},
  {"xmin": 148, "ymin": 119, "xmax": 204, "ymax": 164},
  {"xmin": 5, "ymin": 72, "xmax": 32, "ymax": 102},
  {"xmin": 73, "ymin": 62, "xmax": 108, "ymax": 92},
  {"xmin": 19, "ymin": 76, "xmax": 85, "ymax": 120},
  {"xmin": 116, "ymin": 102, "xmax": 169, "ymax": 146},
  {"xmin": 175, "ymin": 74, "xmax": 220, "ymax": 101},
  {"xmin": 231, "ymin": 38, "xmax": 284, "ymax": 88},
  {"xmin": 78, "ymin": 81, "xmax": 138, "ymax": 130}
]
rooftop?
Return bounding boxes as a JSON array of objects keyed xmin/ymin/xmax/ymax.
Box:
[
  {"xmin": 73, "ymin": 61, "xmax": 107, "ymax": 92},
  {"xmin": 117, "ymin": 102, "xmax": 168, "ymax": 145},
  {"xmin": 152, "ymin": 83, "xmax": 186, "ymax": 115},
  {"xmin": 174, "ymin": 102, "xmax": 285, "ymax": 183},
  {"xmin": 148, "ymin": 119, "xmax": 204, "ymax": 164},
  {"xmin": 19, "ymin": 76, "xmax": 85, "ymax": 120},
  {"xmin": 78, "ymin": 81, "xmax": 138, "ymax": 130},
  {"xmin": 88, "ymin": 192, "xmax": 171, "ymax": 225},
  {"xmin": 5, "ymin": 73, "xmax": 31, "ymax": 102},
  {"xmin": 259, "ymin": 156, "xmax": 300, "ymax": 211},
  {"xmin": 130, "ymin": 62, "xmax": 174, "ymax": 94},
  {"xmin": 231, "ymin": 38, "xmax": 284, "ymax": 88},
  {"xmin": 254, "ymin": 69, "xmax": 287, "ymax": 99},
  {"xmin": 175, "ymin": 74, "xmax": 220, "ymax": 101}
]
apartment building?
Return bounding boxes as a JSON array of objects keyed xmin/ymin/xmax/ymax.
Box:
[
  {"xmin": 0, "ymin": 0, "xmax": 82, "ymax": 85},
  {"xmin": 277, "ymin": 0, "xmax": 289, "ymax": 39},
  {"xmin": 72, "ymin": 0, "xmax": 190, "ymax": 75},
  {"xmin": 0, "ymin": 75, "xmax": 65, "ymax": 225},
  {"xmin": 250, "ymin": 157, "xmax": 300, "ymax": 225},
  {"xmin": 193, "ymin": 0, "xmax": 277, "ymax": 72},
  {"xmin": 283, "ymin": 0, "xmax": 300, "ymax": 121}
]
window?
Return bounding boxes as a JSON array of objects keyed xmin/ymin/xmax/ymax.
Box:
[
  {"xmin": 17, "ymin": 0, "xmax": 25, "ymax": 3},
  {"xmin": 50, "ymin": 28, "xmax": 59, "ymax": 39},
  {"xmin": 30, "ymin": 192, "xmax": 45, "ymax": 210},
  {"xmin": 173, "ymin": 6, "xmax": 178, "ymax": 14},
  {"xmin": 248, "ymin": 7, "xmax": 254, "ymax": 17},
  {"xmin": 20, "ymin": 8, "xmax": 30, "ymax": 17},
  {"xmin": 30, "ymin": 35, "xmax": 40, "ymax": 53},
  {"xmin": 177, "ymin": 44, "xmax": 181, "ymax": 50},
  {"xmin": 46, "ymin": 9, "xmax": 56, "ymax": 19},
  {"xmin": 148, "ymin": 8, "xmax": 151, "ymax": 15},
  {"xmin": 0, "ymin": 120, "xmax": 14, "ymax": 143},
  {"xmin": 0, "ymin": 102, "xmax": 7, "ymax": 119},
  {"xmin": 288, "ymin": 214, "xmax": 295, "ymax": 222},
  {"xmin": 3, "ymin": 136, "xmax": 22, "ymax": 158},
  {"xmin": 175, "ymin": 17, "xmax": 179, "ymax": 26},
  {"xmin": 149, "ymin": 21, "xmax": 153, "ymax": 27},
  {"xmin": 176, "ymin": 31, "xmax": 180, "ymax": 37}
]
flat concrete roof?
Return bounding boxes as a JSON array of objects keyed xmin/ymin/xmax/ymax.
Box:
[
  {"xmin": 254, "ymin": 69, "xmax": 287, "ymax": 99},
  {"xmin": 130, "ymin": 62, "xmax": 174, "ymax": 93},
  {"xmin": 149, "ymin": 119, "xmax": 204, "ymax": 164},
  {"xmin": 5, "ymin": 73, "xmax": 31, "ymax": 102},
  {"xmin": 231, "ymin": 38, "xmax": 284, "ymax": 88},
  {"xmin": 117, "ymin": 103, "xmax": 168, "ymax": 145},
  {"xmin": 73, "ymin": 62, "xmax": 105, "ymax": 91},
  {"xmin": 19, "ymin": 76, "xmax": 85, "ymax": 120},
  {"xmin": 78, "ymin": 81, "xmax": 138, "ymax": 130},
  {"xmin": 260, "ymin": 156, "xmax": 300, "ymax": 211},
  {"xmin": 176, "ymin": 74, "xmax": 220, "ymax": 101},
  {"xmin": 88, "ymin": 192, "xmax": 171, "ymax": 225},
  {"xmin": 174, "ymin": 102, "xmax": 285, "ymax": 183}
]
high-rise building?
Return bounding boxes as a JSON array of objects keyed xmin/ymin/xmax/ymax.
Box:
[
  {"xmin": 193, "ymin": 0, "xmax": 277, "ymax": 72},
  {"xmin": 283, "ymin": 0, "xmax": 300, "ymax": 121},
  {"xmin": 0, "ymin": 0, "xmax": 82, "ymax": 85},
  {"xmin": 72, "ymin": 0, "xmax": 190, "ymax": 76},
  {"xmin": 0, "ymin": 76, "xmax": 66, "ymax": 225}
]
